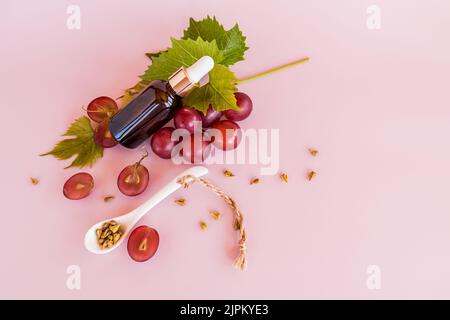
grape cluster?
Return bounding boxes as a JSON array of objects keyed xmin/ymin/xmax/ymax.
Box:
[{"xmin": 151, "ymin": 92, "xmax": 253, "ymax": 162}]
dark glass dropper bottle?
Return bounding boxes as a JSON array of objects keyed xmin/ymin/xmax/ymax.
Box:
[{"xmin": 109, "ymin": 56, "xmax": 214, "ymax": 149}]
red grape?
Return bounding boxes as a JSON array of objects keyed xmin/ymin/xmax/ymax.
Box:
[
  {"xmin": 117, "ymin": 153, "xmax": 149, "ymax": 196},
  {"xmin": 127, "ymin": 226, "xmax": 159, "ymax": 262},
  {"xmin": 180, "ymin": 133, "xmax": 212, "ymax": 163},
  {"xmin": 223, "ymin": 92, "xmax": 253, "ymax": 121},
  {"xmin": 94, "ymin": 119, "xmax": 118, "ymax": 148},
  {"xmin": 150, "ymin": 127, "xmax": 179, "ymax": 159},
  {"xmin": 200, "ymin": 105, "xmax": 222, "ymax": 128},
  {"xmin": 87, "ymin": 96, "xmax": 118, "ymax": 123},
  {"xmin": 63, "ymin": 172, "xmax": 94, "ymax": 200},
  {"xmin": 209, "ymin": 120, "xmax": 241, "ymax": 151},
  {"xmin": 174, "ymin": 106, "xmax": 202, "ymax": 134}
]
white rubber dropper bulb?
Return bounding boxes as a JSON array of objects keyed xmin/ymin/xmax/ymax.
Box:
[{"xmin": 186, "ymin": 56, "xmax": 215, "ymax": 83}]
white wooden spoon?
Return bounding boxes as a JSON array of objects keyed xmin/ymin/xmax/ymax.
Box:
[{"xmin": 84, "ymin": 166, "xmax": 208, "ymax": 254}]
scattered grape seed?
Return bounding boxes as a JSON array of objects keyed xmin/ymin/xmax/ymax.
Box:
[
  {"xmin": 308, "ymin": 148, "xmax": 319, "ymax": 156},
  {"xmin": 175, "ymin": 198, "xmax": 186, "ymax": 206},
  {"xmin": 30, "ymin": 177, "xmax": 39, "ymax": 185},
  {"xmin": 307, "ymin": 171, "xmax": 317, "ymax": 181},
  {"xmin": 200, "ymin": 221, "xmax": 208, "ymax": 231},
  {"xmin": 223, "ymin": 170, "xmax": 235, "ymax": 177},
  {"xmin": 104, "ymin": 195, "xmax": 115, "ymax": 202},
  {"xmin": 280, "ymin": 173, "xmax": 288, "ymax": 183},
  {"xmin": 210, "ymin": 211, "xmax": 221, "ymax": 220},
  {"xmin": 250, "ymin": 178, "xmax": 260, "ymax": 185}
]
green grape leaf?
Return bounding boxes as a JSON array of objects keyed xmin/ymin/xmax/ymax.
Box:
[
  {"xmin": 145, "ymin": 51, "xmax": 166, "ymax": 61},
  {"xmin": 182, "ymin": 16, "xmax": 248, "ymax": 66},
  {"xmin": 41, "ymin": 116, "xmax": 103, "ymax": 169},
  {"xmin": 142, "ymin": 37, "xmax": 223, "ymax": 81},
  {"xmin": 183, "ymin": 64, "xmax": 238, "ymax": 114}
]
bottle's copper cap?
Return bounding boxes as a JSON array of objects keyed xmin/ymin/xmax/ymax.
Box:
[{"xmin": 168, "ymin": 67, "xmax": 195, "ymax": 97}]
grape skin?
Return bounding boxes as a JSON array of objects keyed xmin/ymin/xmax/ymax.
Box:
[
  {"xmin": 200, "ymin": 105, "xmax": 223, "ymax": 127},
  {"xmin": 94, "ymin": 119, "xmax": 118, "ymax": 148},
  {"xmin": 150, "ymin": 127, "xmax": 178, "ymax": 159},
  {"xmin": 174, "ymin": 106, "xmax": 202, "ymax": 134},
  {"xmin": 87, "ymin": 96, "xmax": 118, "ymax": 123},
  {"xmin": 223, "ymin": 92, "xmax": 253, "ymax": 121},
  {"xmin": 180, "ymin": 133, "xmax": 212, "ymax": 163},
  {"xmin": 117, "ymin": 164, "xmax": 149, "ymax": 196},
  {"xmin": 209, "ymin": 120, "xmax": 241, "ymax": 151},
  {"xmin": 127, "ymin": 226, "xmax": 160, "ymax": 262},
  {"xmin": 63, "ymin": 172, "xmax": 94, "ymax": 200}
]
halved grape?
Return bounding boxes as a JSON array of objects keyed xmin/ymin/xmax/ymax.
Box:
[
  {"xmin": 117, "ymin": 154, "xmax": 149, "ymax": 196},
  {"xmin": 223, "ymin": 92, "xmax": 253, "ymax": 121},
  {"xmin": 200, "ymin": 105, "xmax": 223, "ymax": 128},
  {"xmin": 174, "ymin": 106, "xmax": 202, "ymax": 134},
  {"xmin": 180, "ymin": 133, "xmax": 212, "ymax": 163},
  {"xmin": 127, "ymin": 226, "xmax": 159, "ymax": 262},
  {"xmin": 209, "ymin": 120, "xmax": 242, "ymax": 151},
  {"xmin": 63, "ymin": 172, "xmax": 94, "ymax": 200},
  {"xmin": 150, "ymin": 127, "xmax": 179, "ymax": 159},
  {"xmin": 94, "ymin": 119, "xmax": 118, "ymax": 148},
  {"xmin": 87, "ymin": 96, "xmax": 118, "ymax": 123}
]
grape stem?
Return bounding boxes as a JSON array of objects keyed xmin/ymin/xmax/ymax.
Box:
[
  {"xmin": 136, "ymin": 149, "xmax": 149, "ymax": 166},
  {"xmin": 236, "ymin": 57, "xmax": 310, "ymax": 84}
]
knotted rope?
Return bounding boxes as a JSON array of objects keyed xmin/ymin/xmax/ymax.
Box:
[{"xmin": 177, "ymin": 175, "xmax": 247, "ymax": 271}]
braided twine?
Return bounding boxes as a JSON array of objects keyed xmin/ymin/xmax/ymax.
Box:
[{"xmin": 177, "ymin": 175, "xmax": 247, "ymax": 271}]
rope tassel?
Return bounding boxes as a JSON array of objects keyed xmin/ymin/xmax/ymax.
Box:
[{"xmin": 177, "ymin": 174, "xmax": 248, "ymax": 271}]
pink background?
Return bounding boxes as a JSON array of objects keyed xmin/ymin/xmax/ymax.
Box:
[{"xmin": 1, "ymin": 0, "xmax": 450, "ymax": 299}]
